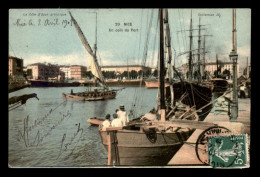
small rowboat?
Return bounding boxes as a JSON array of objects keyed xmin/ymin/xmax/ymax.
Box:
[{"xmin": 88, "ymin": 117, "xmax": 105, "ymax": 126}]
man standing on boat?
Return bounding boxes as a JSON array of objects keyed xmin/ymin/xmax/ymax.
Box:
[{"xmin": 117, "ymin": 105, "xmax": 129, "ymax": 126}]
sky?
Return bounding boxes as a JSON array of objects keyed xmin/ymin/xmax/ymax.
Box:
[{"xmin": 9, "ymin": 8, "xmax": 251, "ymax": 71}]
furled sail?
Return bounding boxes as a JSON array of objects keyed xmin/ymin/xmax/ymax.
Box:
[
  {"xmin": 163, "ymin": 9, "xmax": 174, "ymax": 107},
  {"xmin": 163, "ymin": 9, "xmax": 173, "ymax": 81},
  {"xmin": 69, "ymin": 11, "xmax": 107, "ymax": 89}
]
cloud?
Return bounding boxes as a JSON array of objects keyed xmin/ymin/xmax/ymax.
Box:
[
  {"xmin": 237, "ymin": 45, "xmax": 250, "ymax": 58},
  {"xmin": 96, "ymin": 50, "xmax": 117, "ymax": 66},
  {"xmin": 21, "ymin": 51, "xmax": 89, "ymax": 67}
]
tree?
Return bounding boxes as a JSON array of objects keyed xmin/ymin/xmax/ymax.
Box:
[
  {"xmin": 130, "ymin": 70, "xmax": 138, "ymax": 79},
  {"xmin": 138, "ymin": 70, "xmax": 143, "ymax": 77},
  {"xmin": 144, "ymin": 69, "xmax": 152, "ymax": 77},
  {"xmin": 121, "ymin": 71, "xmax": 129, "ymax": 79},
  {"xmin": 153, "ymin": 69, "xmax": 158, "ymax": 77},
  {"xmin": 84, "ymin": 71, "xmax": 93, "ymax": 79},
  {"xmin": 102, "ymin": 71, "xmax": 116, "ymax": 79}
]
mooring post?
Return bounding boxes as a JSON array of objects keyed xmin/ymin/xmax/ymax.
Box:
[
  {"xmin": 107, "ymin": 132, "xmax": 112, "ymax": 165},
  {"xmin": 161, "ymin": 109, "xmax": 166, "ymax": 122}
]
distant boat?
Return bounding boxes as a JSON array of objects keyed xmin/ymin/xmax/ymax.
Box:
[
  {"xmin": 62, "ymin": 12, "xmax": 118, "ymax": 101},
  {"xmin": 209, "ymin": 54, "xmax": 229, "ymax": 95},
  {"xmin": 30, "ymin": 80, "xmax": 81, "ymax": 87},
  {"xmin": 88, "ymin": 117, "xmax": 105, "ymax": 126},
  {"xmin": 145, "ymin": 79, "xmax": 169, "ymax": 88}
]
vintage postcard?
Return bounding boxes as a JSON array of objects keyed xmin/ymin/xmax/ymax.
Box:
[{"xmin": 8, "ymin": 8, "xmax": 250, "ymax": 168}]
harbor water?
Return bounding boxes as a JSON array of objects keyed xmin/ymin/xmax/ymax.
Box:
[{"xmin": 8, "ymin": 86, "xmax": 158, "ymax": 167}]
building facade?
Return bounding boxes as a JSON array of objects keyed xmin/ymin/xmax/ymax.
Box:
[
  {"xmin": 70, "ymin": 65, "xmax": 87, "ymax": 80},
  {"xmin": 180, "ymin": 62, "xmax": 239, "ymax": 77},
  {"xmin": 205, "ymin": 62, "xmax": 239, "ymax": 76},
  {"xmin": 60, "ymin": 66, "xmax": 71, "ymax": 80},
  {"xmin": 26, "ymin": 63, "xmax": 61, "ymax": 80},
  {"xmin": 9, "ymin": 56, "xmax": 24, "ymax": 77},
  {"xmin": 98, "ymin": 65, "xmax": 151, "ymax": 74}
]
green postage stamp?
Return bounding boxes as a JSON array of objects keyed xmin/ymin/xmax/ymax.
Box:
[{"xmin": 207, "ymin": 134, "xmax": 249, "ymax": 168}]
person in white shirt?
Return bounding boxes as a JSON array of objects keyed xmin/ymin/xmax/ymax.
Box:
[
  {"xmin": 117, "ymin": 105, "xmax": 129, "ymax": 126},
  {"xmin": 111, "ymin": 117, "xmax": 123, "ymax": 127},
  {"xmin": 102, "ymin": 114, "xmax": 111, "ymax": 129}
]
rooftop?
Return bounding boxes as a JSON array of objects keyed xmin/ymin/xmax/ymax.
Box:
[
  {"xmin": 101, "ymin": 65, "xmax": 151, "ymax": 68},
  {"xmin": 9, "ymin": 56, "xmax": 23, "ymax": 60}
]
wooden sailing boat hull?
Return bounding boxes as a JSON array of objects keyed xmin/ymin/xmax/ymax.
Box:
[
  {"xmin": 62, "ymin": 90, "xmax": 116, "ymax": 101},
  {"xmin": 145, "ymin": 80, "xmax": 170, "ymax": 88},
  {"xmin": 99, "ymin": 128, "xmax": 193, "ymax": 166},
  {"xmin": 88, "ymin": 117, "xmax": 105, "ymax": 126}
]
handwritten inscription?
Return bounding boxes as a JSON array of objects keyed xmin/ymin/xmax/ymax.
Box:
[
  {"xmin": 109, "ymin": 22, "xmax": 139, "ymax": 32},
  {"xmin": 13, "ymin": 18, "xmax": 72, "ymax": 28},
  {"xmin": 17, "ymin": 110, "xmax": 72, "ymax": 147},
  {"xmin": 57, "ymin": 123, "xmax": 84, "ymax": 159}
]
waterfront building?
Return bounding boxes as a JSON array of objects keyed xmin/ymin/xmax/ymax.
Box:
[
  {"xmin": 180, "ymin": 61, "xmax": 239, "ymax": 77},
  {"xmin": 70, "ymin": 65, "xmax": 87, "ymax": 80},
  {"xmin": 26, "ymin": 63, "xmax": 61, "ymax": 80},
  {"xmin": 90, "ymin": 65, "xmax": 151, "ymax": 75},
  {"xmin": 9, "ymin": 56, "xmax": 24, "ymax": 77},
  {"xmin": 204, "ymin": 61, "xmax": 239, "ymax": 76},
  {"xmin": 60, "ymin": 65, "xmax": 71, "ymax": 80}
]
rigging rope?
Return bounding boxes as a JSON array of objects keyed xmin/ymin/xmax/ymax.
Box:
[
  {"xmin": 136, "ymin": 9, "xmax": 155, "ymax": 116},
  {"xmin": 150, "ymin": 13, "xmax": 159, "ymax": 70},
  {"xmin": 133, "ymin": 9, "xmax": 156, "ymax": 117},
  {"xmin": 131, "ymin": 9, "xmax": 144, "ymax": 115},
  {"xmin": 181, "ymin": 10, "xmax": 188, "ymax": 51}
]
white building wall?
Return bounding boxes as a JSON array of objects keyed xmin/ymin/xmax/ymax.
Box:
[{"xmin": 60, "ymin": 67, "xmax": 71, "ymax": 79}]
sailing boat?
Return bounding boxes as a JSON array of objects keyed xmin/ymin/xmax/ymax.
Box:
[
  {"xmin": 62, "ymin": 12, "xmax": 117, "ymax": 101},
  {"xmin": 163, "ymin": 10, "xmax": 213, "ymax": 121},
  {"xmin": 99, "ymin": 9, "xmax": 197, "ymax": 166}
]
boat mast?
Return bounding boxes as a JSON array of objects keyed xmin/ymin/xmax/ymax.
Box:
[
  {"xmin": 246, "ymin": 57, "xmax": 249, "ymax": 78},
  {"xmin": 94, "ymin": 12, "xmax": 97, "ymax": 58},
  {"xmin": 163, "ymin": 9, "xmax": 175, "ymax": 107},
  {"xmin": 159, "ymin": 8, "xmax": 166, "ymax": 111},
  {"xmin": 216, "ymin": 54, "xmax": 218, "ymax": 78},
  {"xmin": 188, "ymin": 10, "xmax": 193, "ymax": 81},
  {"xmin": 201, "ymin": 34, "xmax": 212, "ymax": 79},
  {"xmin": 163, "ymin": 9, "xmax": 173, "ymax": 83},
  {"xmin": 197, "ymin": 17, "xmax": 201, "ymax": 82},
  {"xmin": 127, "ymin": 57, "xmax": 130, "ymax": 79},
  {"xmin": 69, "ymin": 11, "xmax": 108, "ymax": 90},
  {"xmin": 202, "ymin": 36, "xmax": 206, "ymax": 79}
]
